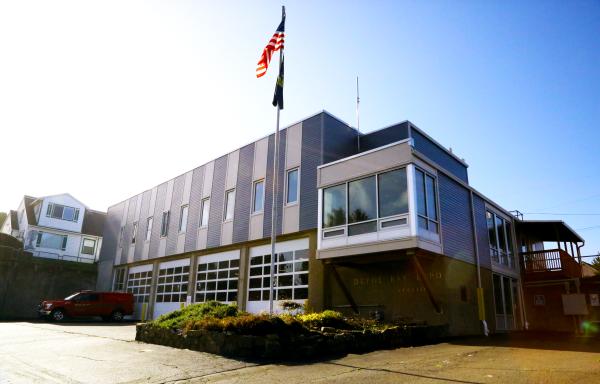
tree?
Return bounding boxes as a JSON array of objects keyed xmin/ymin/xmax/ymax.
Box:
[
  {"xmin": 0, "ymin": 212, "xmax": 6, "ymax": 226},
  {"xmin": 591, "ymin": 253, "xmax": 600, "ymax": 272}
]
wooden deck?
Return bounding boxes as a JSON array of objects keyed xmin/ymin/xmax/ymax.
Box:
[{"xmin": 521, "ymin": 249, "xmax": 581, "ymax": 281}]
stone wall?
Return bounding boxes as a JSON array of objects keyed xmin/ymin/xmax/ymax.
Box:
[
  {"xmin": 136, "ymin": 322, "xmax": 448, "ymax": 360},
  {"xmin": 0, "ymin": 246, "xmax": 97, "ymax": 319}
]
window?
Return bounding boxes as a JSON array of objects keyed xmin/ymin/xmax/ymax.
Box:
[
  {"xmin": 348, "ymin": 176, "xmax": 377, "ymax": 235},
  {"xmin": 248, "ymin": 249, "xmax": 309, "ymax": 302},
  {"xmin": 253, "ymin": 181, "xmax": 265, "ymax": 213},
  {"xmin": 160, "ymin": 211, "xmax": 170, "ymax": 237},
  {"xmin": 415, "ymin": 168, "xmax": 439, "ymax": 233},
  {"xmin": 127, "ymin": 270, "xmax": 153, "ymax": 303},
  {"xmin": 196, "ymin": 258, "xmax": 239, "ymax": 303},
  {"xmin": 131, "ymin": 221, "xmax": 138, "ymax": 244},
  {"xmin": 200, "ymin": 198, "xmax": 210, "ymax": 227},
  {"xmin": 81, "ymin": 238, "xmax": 96, "ymax": 255},
  {"xmin": 36, "ymin": 232, "xmax": 68, "ymax": 251},
  {"xmin": 179, "ymin": 205, "xmax": 189, "ymax": 232},
  {"xmin": 156, "ymin": 265, "xmax": 189, "ymax": 303},
  {"xmin": 323, "ymin": 184, "xmax": 346, "ymax": 228},
  {"xmin": 224, "ymin": 189, "xmax": 235, "ymax": 221},
  {"xmin": 113, "ymin": 268, "xmax": 126, "ymax": 291},
  {"xmin": 46, "ymin": 203, "xmax": 80, "ymax": 222},
  {"xmin": 286, "ymin": 168, "xmax": 299, "ymax": 204},
  {"xmin": 487, "ymin": 210, "xmax": 514, "ymax": 267},
  {"xmin": 145, "ymin": 217, "xmax": 153, "ymax": 241},
  {"xmin": 119, "ymin": 226, "xmax": 124, "ymax": 247},
  {"xmin": 378, "ymin": 168, "xmax": 408, "ymax": 217}
]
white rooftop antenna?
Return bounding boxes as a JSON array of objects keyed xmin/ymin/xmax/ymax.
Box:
[{"xmin": 356, "ymin": 76, "xmax": 360, "ymax": 152}]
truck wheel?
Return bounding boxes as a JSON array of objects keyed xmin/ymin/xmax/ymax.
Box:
[
  {"xmin": 110, "ymin": 310, "xmax": 124, "ymax": 322},
  {"xmin": 51, "ymin": 309, "xmax": 65, "ymax": 322}
]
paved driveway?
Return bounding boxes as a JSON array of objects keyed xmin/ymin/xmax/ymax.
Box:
[{"xmin": 1, "ymin": 322, "xmax": 600, "ymax": 383}]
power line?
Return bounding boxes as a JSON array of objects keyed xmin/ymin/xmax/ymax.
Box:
[
  {"xmin": 576, "ymin": 224, "xmax": 600, "ymax": 231},
  {"xmin": 523, "ymin": 212, "xmax": 600, "ymax": 216}
]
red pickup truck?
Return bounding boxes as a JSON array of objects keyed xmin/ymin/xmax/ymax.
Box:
[{"xmin": 39, "ymin": 291, "xmax": 134, "ymax": 322}]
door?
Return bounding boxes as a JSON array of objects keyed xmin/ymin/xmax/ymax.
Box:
[
  {"xmin": 71, "ymin": 293, "xmax": 100, "ymax": 316},
  {"xmin": 493, "ymin": 274, "xmax": 517, "ymax": 331}
]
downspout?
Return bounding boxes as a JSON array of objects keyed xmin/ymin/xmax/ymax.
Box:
[{"xmin": 469, "ymin": 190, "xmax": 488, "ymax": 336}]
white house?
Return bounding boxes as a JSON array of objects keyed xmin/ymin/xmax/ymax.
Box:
[{"xmin": 0, "ymin": 194, "xmax": 106, "ymax": 263}]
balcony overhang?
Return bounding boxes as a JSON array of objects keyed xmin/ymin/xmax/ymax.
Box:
[
  {"xmin": 516, "ymin": 220, "xmax": 584, "ymax": 243},
  {"xmin": 317, "ymin": 236, "xmax": 442, "ymax": 261}
]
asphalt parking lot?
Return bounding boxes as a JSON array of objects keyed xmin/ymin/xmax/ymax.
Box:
[{"xmin": 1, "ymin": 321, "xmax": 599, "ymax": 383}]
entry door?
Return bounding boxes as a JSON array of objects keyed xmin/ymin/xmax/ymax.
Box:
[{"xmin": 493, "ymin": 274, "xmax": 517, "ymax": 331}]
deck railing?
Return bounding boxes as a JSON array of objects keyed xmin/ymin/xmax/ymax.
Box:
[{"xmin": 521, "ymin": 249, "xmax": 581, "ymax": 279}]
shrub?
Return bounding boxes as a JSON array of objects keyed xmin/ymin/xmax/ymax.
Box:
[
  {"xmin": 296, "ymin": 310, "xmax": 348, "ymax": 329},
  {"xmin": 184, "ymin": 313, "xmax": 308, "ymax": 336},
  {"xmin": 152, "ymin": 301, "xmax": 239, "ymax": 330}
]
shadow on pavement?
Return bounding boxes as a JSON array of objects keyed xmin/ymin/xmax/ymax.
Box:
[
  {"xmin": 14, "ymin": 318, "xmax": 138, "ymax": 327},
  {"xmin": 448, "ymin": 331, "xmax": 600, "ymax": 353}
]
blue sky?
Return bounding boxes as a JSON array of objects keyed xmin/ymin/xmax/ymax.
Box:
[{"xmin": 1, "ymin": 1, "xmax": 598, "ymax": 256}]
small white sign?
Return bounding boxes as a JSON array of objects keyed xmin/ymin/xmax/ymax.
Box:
[
  {"xmin": 534, "ymin": 294, "xmax": 545, "ymax": 306},
  {"xmin": 186, "ymin": 295, "xmax": 192, "ymax": 306},
  {"xmin": 590, "ymin": 294, "xmax": 600, "ymax": 307}
]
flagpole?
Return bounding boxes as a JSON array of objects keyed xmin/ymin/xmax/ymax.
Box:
[
  {"xmin": 269, "ymin": 5, "xmax": 285, "ymax": 315},
  {"xmin": 356, "ymin": 76, "xmax": 360, "ymax": 152}
]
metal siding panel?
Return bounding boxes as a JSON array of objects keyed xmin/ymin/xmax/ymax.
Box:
[
  {"xmin": 439, "ymin": 174, "xmax": 475, "ymax": 264},
  {"xmin": 323, "ymin": 113, "xmax": 359, "ymax": 163},
  {"xmin": 473, "ymin": 194, "xmax": 492, "ymax": 268},
  {"xmin": 149, "ymin": 183, "xmax": 167, "ymax": 259},
  {"xmin": 184, "ymin": 166, "xmax": 204, "ymax": 252},
  {"xmin": 166, "ymin": 174, "xmax": 185, "ymax": 255},
  {"xmin": 299, "ymin": 114, "xmax": 323, "ymax": 231},
  {"xmin": 233, "ymin": 143, "xmax": 254, "ymax": 243},
  {"xmin": 359, "ymin": 122, "xmax": 409, "ymax": 153},
  {"xmin": 99, "ymin": 203, "xmax": 124, "ymax": 263},
  {"xmin": 121, "ymin": 195, "xmax": 138, "ymax": 261},
  {"xmin": 412, "ymin": 129, "xmax": 469, "ymax": 183},
  {"xmin": 276, "ymin": 130, "xmax": 286, "ymax": 236},
  {"xmin": 133, "ymin": 190, "xmax": 151, "ymax": 261},
  {"xmin": 263, "ymin": 134, "xmax": 275, "ymax": 238},
  {"xmin": 207, "ymin": 155, "xmax": 228, "ymax": 247},
  {"xmin": 262, "ymin": 130, "xmax": 286, "ymax": 237}
]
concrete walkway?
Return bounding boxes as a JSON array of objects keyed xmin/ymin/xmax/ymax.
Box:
[{"xmin": 1, "ymin": 322, "xmax": 599, "ymax": 383}]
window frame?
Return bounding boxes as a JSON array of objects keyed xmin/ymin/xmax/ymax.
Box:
[
  {"xmin": 486, "ymin": 209, "xmax": 515, "ymax": 268},
  {"xmin": 45, "ymin": 203, "xmax": 80, "ymax": 222},
  {"xmin": 223, "ymin": 189, "xmax": 236, "ymax": 222},
  {"xmin": 199, "ymin": 198, "xmax": 210, "ymax": 228},
  {"xmin": 160, "ymin": 211, "xmax": 170, "ymax": 237},
  {"xmin": 35, "ymin": 231, "xmax": 68, "ymax": 251},
  {"xmin": 285, "ymin": 168, "xmax": 300, "ymax": 205},
  {"xmin": 131, "ymin": 221, "xmax": 138, "ymax": 244},
  {"xmin": 81, "ymin": 238, "xmax": 96, "ymax": 255},
  {"xmin": 252, "ymin": 180, "xmax": 265, "ymax": 213},
  {"xmin": 145, "ymin": 217, "xmax": 153, "ymax": 241},
  {"xmin": 179, "ymin": 204, "xmax": 189, "ymax": 233},
  {"xmin": 414, "ymin": 167, "xmax": 440, "ymax": 234}
]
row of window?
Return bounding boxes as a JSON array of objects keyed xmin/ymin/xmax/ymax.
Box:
[
  {"xmin": 114, "ymin": 249, "xmax": 309, "ymax": 305},
  {"xmin": 33, "ymin": 231, "xmax": 96, "ymax": 255},
  {"xmin": 46, "ymin": 203, "xmax": 80, "ymax": 222},
  {"xmin": 120, "ymin": 168, "xmax": 300, "ymax": 245}
]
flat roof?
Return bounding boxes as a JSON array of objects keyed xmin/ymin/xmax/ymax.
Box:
[{"xmin": 516, "ymin": 220, "xmax": 584, "ymax": 243}]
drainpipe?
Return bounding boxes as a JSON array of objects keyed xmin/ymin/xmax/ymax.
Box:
[{"xmin": 469, "ymin": 190, "xmax": 487, "ymax": 335}]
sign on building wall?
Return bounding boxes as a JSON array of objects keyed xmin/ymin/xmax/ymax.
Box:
[
  {"xmin": 561, "ymin": 294, "xmax": 589, "ymax": 315},
  {"xmin": 534, "ymin": 294, "xmax": 545, "ymax": 306},
  {"xmin": 590, "ymin": 294, "xmax": 600, "ymax": 307}
]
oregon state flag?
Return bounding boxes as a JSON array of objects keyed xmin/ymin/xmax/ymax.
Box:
[{"xmin": 272, "ymin": 56, "xmax": 284, "ymax": 109}]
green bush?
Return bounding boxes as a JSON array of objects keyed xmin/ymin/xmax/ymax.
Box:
[
  {"xmin": 184, "ymin": 313, "xmax": 307, "ymax": 336},
  {"xmin": 152, "ymin": 301, "xmax": 239, "ymax": 330},
  {"xmin": 296, "ymin": 310, "xmax": 348, "ymax": 329}
]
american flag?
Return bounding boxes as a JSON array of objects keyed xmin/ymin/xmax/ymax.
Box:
[{"xmin": 256, "ymin": 13, "xmax": 285, "ymax": 78}]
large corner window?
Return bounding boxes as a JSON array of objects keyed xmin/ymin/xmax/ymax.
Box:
[
  {"xmin": 322, "ymin": 167, "xmax": 410, "ymax": 237},
  {"xmin": 46, "ymin": 203, "xmax": 80, "ymax": 222},
  {"xmin": 323, "ymin": 184, "xmax": 346, "ymax": 228},
  {"xmin": 415, "ymin": 168, "xmax": 439, "ymax": 234},
  {"xmin": 487, "ymin": 210, "xmax": 514, "ymax": 267}
]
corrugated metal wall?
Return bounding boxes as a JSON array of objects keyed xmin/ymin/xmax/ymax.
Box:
[
  {"xmin": 207, "ymin": 155, "xmax": 227, "ymax": 248},
  {"xmin": 233, "ymin": 143, "xmax": 254, "ymax": 243},
  {"xmin": 411, "ymin": 129, "xmax": 469, "ymax": 183},
  {"xmin": 473, "ymin": 194, "xmax": 492, "ymax": 268},
  {"xmin": 299, "ymin": 114, "xmax": 322, "ymax": 231},
  {"xmin": 184, "ymin": 166, "xmax": 204, "ymax": 252},
  {"xmin": 133, "ymin": 190, "xmax": 151, "ymax": 261},
  {"xmin": 166, "ymin": 174, "xmax": 185, "ymax": 254},
  {"xmin": 149, "ymin": 183, "xmax": 167, "ymax": 259}
]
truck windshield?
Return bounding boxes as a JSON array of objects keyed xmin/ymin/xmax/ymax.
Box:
[{"xmin": 64, "ymin": 293, "xmax": 80, "ymax": 300}]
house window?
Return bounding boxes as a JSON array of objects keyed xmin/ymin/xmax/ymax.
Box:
[
  {"xmin": 286, "ymin": 168, "xmax": 299, "ymax": 204},
  {"xmin": 81, "ymin": 238, "xmax": 96, "ymax": 255},
  {"xmin": 253, "ymin": 181, "xmax": 265, "ymax": 213},
  {"xmin": 156, "ymin": 265, "xmax": 189, "ymax": 303},
  {"xmin": 160, "ymin": 211, "xmax": 170, "ymax": 237},
  {"xmin": 200, "ymin": 198, "xmax": 210, "ymax": 227},
  {"xmin": 323, "ymin": 184, "xmax": 346, "ymax": 228},
  {"xmin": 145, "ymin": 217, "xmax": 153, "ymax": 241},
  {"xmin": 415, "ymin": 168, "xmax": 439, "ymax": 234},
  {"xmin": 127, "ymin": 270, "xmax": 153, "ymax": 303},
  {"xmin": 36, "ymin": 232, "xmax": 68, "ymax": 251},
  {"xmin": 487, "ymin": 210, "xmax": 514, "ymax": 267},
  {"xmin": 248, "ymin": 249, "xmax": 309, "ymax": 302},
  {"xmin": 348, "ymin": 175, "xmax": 377, "ymax": 235},
  {"xmin": 113, "ymin": 269, "xmax": 126, "ymax": 291},
  {"xmin": 179, "ymin": 205, "xmax": 189, "ymax": 233},
  {"xmin": 46, "ymin": 203, "xmax": 80, "ymax": 222},
  {"xmin": 131, "ymin": 222, "xmax": 138, "ymax": 244},
  {"xmin": 224, "ymin": 189, "xmax": 235, "ymax": 221},
  {"xmin": 195, "ymin": 258, "xmax": 239, "ymax": 303}
]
